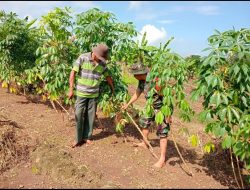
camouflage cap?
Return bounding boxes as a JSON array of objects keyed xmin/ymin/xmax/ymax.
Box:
[
  {"xmin": 92, "ymin": 43, "xmax": 109, "ymax": 62},
  {"xmin": 129, "ymin": 63, "xmax": 149, "ymax": 75}
]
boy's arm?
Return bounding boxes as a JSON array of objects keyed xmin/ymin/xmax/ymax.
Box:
[
  {"xmin": 122, "ymin": 90, "xmax": 142, "ymax": 110},
  {"xmin": 122, "ymin": 80, "xmax": 145, "ymax": 110}
]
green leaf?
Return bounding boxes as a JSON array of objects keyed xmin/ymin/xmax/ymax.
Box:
[
  {"xmin": 212, "ymin": 76, "xmax": 218, "ymax": 88},
  {"xmin": 231, "ymin": 107, "xmax": 240, "ymax": 121},
  {"xmin": 115, "ymin": 123, "xmax": 124, "ymax": 133},
  {"xmin": 215, "ymin": 93, "xmax": 221, "ymax": 107},
  {"xmin": 227, "ymin": 107, "xmax": 232, "ymax": 123},
  {"xmin": 155, "ymin": 111, "xmax": 164, "ymax": 125},
  {"xmin": 222, "ymin": 135, "xmax": 232, "ymax": 149},
  {"xmin": 161, "ymin": 105, "xmax": 170, "ymax": 116},
  {"xmin": 241, "ymin": 96, "xmax": 247, "ymax": 107},
  {"xmin": 233, "ymin": 65, "xmax": 240, "ymax": 75},
  {"xmin": 205, "ymin": 75, "xmax": 213, "ymax": 87},
  {"xmin": 26, "ymin": 18, "xmax": 37, "ymax": 29},
  {"xmin": 213, "ymin": 124, "xmax": 226, "ymax": 137},
  {"xmin": 221, "ymin": 94, "xmax": 229, "ymax": 105}
]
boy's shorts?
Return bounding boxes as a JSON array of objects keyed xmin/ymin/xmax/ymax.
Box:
[{"xmin": 139, "ymin": 110, "xmax": 171, "ymax": 138}]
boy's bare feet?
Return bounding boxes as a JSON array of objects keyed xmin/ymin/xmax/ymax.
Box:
[
  {"xmin": 132, "ymin": 141, "xmax": 148, "ymax": 149},
  {"xmin": 153, "ymin": 160, "xmax": 166, "ymax": 168}
]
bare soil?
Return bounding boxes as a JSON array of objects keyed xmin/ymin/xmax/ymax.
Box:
[{"xmin": 0, "ymin": 83, "xmax": 245, "ymax": 189}]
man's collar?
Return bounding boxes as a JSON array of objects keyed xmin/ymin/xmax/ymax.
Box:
[{"xmin": 88, "ymin": 52, "xmax": 94, "ymax": 62}]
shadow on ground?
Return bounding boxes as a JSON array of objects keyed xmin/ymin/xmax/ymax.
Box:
[{"xmin": 13, "ymin": 96, "xmax": 245, "ymax": 189}]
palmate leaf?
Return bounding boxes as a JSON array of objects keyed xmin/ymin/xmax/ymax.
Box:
[
  {"xmin": 196, "ymin": 28, "xmax": 250, "ymax": 171},
  {"xmin": 26, "ymin": 18, "xmax": 37, "ymax": 29},
  {"xmin": 203, "ymin": 142, "xmax": 215, "ymax": 153},
  {"xmin": 188, "ymin": 134, "xmax": 199, "ymax": 147},
  {"xmin": 161, "ymin": 105, "xmax": 171, "ymax": 117},
  {"xmin": 155, "ymin": 111, "xmax": 164, "ymax": 125},
  {"xmin": 222, "ymin": 135, "xmax": 233, "ymax": 149}
]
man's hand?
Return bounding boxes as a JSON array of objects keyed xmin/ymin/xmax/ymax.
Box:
[{"xmin": 68, "ymin": 89, "xmax": 74, "ymax": 99}]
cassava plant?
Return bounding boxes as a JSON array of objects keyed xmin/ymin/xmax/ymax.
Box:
[
  {"xmin": 0, "ymin": 10, "xmax": 40, "ymax": 93},
  {"xmin": 25, "ymin": 7, "xmax": 78, "ymax": 105},
  {"xmin": 145, "ymin": 37, "xmax": 194, "ymax": 124},
  {"xmin": 191, "ymin": 28, "xmax": 250, "ymax": 186},
  {"xmin": 185, "ymin": 55, "xmax": 201, "ymax": 79}
]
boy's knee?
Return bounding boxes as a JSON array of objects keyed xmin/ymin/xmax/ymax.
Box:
[{"xmin": 156, "ymin": 123, "xmax": 170, "ymax": 138}]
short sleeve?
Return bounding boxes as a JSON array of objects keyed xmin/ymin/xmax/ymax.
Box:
[
  {"xmin": 103, "ymin": 70, "xmax": 109, "ymax": 77},
  {"xmin": 72, "ymin": 56, "xmax": 83, "ymax": 73},
  {"xmin": 136, "ymin": 80, "xmax": 145, "ymax": 94},
  {"xmin": 102, "ymin": 65, "xmax": 110, "ymax": 77}
]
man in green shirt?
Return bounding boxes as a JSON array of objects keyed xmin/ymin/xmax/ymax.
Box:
[{"xmin": 68, "ymin": 44, "xmax": 114, "ymax": 148}]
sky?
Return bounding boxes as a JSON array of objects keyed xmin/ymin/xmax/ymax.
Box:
[{"xmin": 1, "ymin": 1, "xmax": 250, "ymax": 57}]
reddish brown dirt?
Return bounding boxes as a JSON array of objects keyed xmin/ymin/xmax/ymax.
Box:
[{"xmin": 0, "ymin": 85, "xmax": 241, "ymax": 189}]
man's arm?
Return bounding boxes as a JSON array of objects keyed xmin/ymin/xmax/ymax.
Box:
[
  {"xmin": 106, "ymin": 76, "xmax": 115, "ymax": 94},
  {"xmin": 68, "ymin": 55, "xmax": 83, "ymax": 99},
  {"xmin": 68, "ymin": 70, "xmax": 76, "ymax": 99}
]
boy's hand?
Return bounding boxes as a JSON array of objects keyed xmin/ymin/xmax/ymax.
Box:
[
  {"xmin": 121, "ymin": 103, "xmax": 129, "ymax": 110},
  {"xmin": 166, "ymin": 116, "xmax": 172, "ymax": 124}
]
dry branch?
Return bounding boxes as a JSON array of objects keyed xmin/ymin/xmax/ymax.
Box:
[
  {"xmin": 126, "ymin": 112, "xmax": 159, "ymax": 159},
  {"xmin": 55, "ymin": 100, "xmax": 70, "ymax": 116},
  {"xmin": 50, "ymin": 100, "xmax": 58, "ymax": 113},
  {"xmin": 230, "ymin": 148, "xmax": 241, "ymax": 189},
  {"xmin": 236, "ymin": 154, "xmax": 245, "ymax": 189},
  {"xmin": 171, "ymin": 130, "xmax": 194, "ymax": 177}
]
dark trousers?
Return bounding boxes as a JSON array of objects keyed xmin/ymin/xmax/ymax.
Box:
[{"xmin": 75, "ymin": 96, "xmax": 97, "ymax": 143}]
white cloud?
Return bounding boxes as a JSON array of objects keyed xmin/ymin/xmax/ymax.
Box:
[
  {"xmin": 195, "ymin": 5, "xmax": 219, "ymax": 15},
  {"xmin": 157, "ymin": 19, "xmax": 176, "ymax": 24},
  {"xmin": 138, "ymin": 24, "xmax": 167, "ymax": 45},
  {"xmin": 128, "ymin": 1, "xmax": 147, "ymax": 10}
]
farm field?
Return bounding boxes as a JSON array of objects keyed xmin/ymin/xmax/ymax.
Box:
[
  {"xmin": 0, "ymin": 4, "xmax": 249, "ymax": 189},
  {"xmin": 0, "ymin": 82, "xmax": 245, "ymax": 189}
]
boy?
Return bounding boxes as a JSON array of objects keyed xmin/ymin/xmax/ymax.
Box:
[{"xmin": 122, "ymin": 63, "xmax": 172, "ymax": 168}]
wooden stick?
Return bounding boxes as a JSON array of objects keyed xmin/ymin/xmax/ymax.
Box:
[
  {"xmin": 55, "ymin": 100, "xmax": 70, "ymax": 116},
  {"xmin": 230, "ymin": 148, "xmax": 241, "ymax": 189},
  {"xmin": 236, "ymin": 155, "xmax": 245, "ymax": 189},
  {"xmin": 126, "ymin": 112, "xmax": 159, "ymax": 159},
  {"xmin": 171, "ymin": 130, "xmax": 194, "ymax": 176},
  {"xmin": 50, "ymin": 100, "xmax": 58, "ymax": 112}
]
